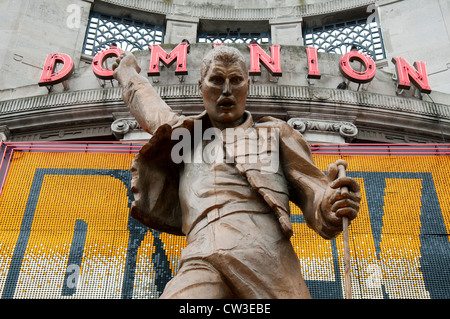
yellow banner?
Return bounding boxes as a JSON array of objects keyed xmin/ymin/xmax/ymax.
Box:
[{"xmin": 0, "ymin": 152, "xmax": 449, "ymax": 299}]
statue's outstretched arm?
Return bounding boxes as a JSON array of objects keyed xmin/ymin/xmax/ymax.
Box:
[
  {"xmin": 279, "ymin": 123, "xmax": 361, "ymax": 239},
  {"xmin": 113, "ymin": 52, "xmax": 180, "ymax": 134}
]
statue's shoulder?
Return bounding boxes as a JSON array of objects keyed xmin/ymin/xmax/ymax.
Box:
[
  {"xmin": 255, "ymin": 115, "xmax": 286, "ymax": 128},
  {"xmin": 255, "ymin": 116, "xmax": 297, "ymax": 135},
  {"xmin": 255, "ymin": 115, "xmax": 311, "ymax": 152}
]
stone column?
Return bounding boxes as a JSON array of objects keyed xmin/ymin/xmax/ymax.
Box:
[
  {"xmin": 269, "ymin": 17, "xmax": 303, "ymax": 46},
  {"xmin": 165, "ymin": 15, "xmax": 199, "ymax": 44}
]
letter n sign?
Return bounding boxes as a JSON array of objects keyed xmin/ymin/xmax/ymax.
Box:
[
  {"xmin": 148, "ymin": 42, "xmax": 189, "ymax": 76},
  {"xmin": 391, "ymin": 57, "xmax": 431, "ymax": 93},
  {"xmin": 248, "ymin": 43, "xmax": 282, "ymax": 77},
  {"xmin": 306, "ymin": 47, "xmax": 321, "ymax": 79}
]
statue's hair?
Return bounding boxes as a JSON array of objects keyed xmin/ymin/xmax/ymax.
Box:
[{"xmin": 200, "ymin": 46, "xmax": 248, "ymax": 81}]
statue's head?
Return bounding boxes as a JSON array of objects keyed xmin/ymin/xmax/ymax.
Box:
[{"xmin": 199, "ymin": 46, "xmax": 250, "ymax": 130}]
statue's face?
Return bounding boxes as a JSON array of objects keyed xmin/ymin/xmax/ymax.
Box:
[{"xmin": 199, "ymin": 59, "xmax": 250, "ymax": 130}]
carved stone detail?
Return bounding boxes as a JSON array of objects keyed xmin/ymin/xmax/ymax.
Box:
[
  {"xmin": 0, "ymin": 125, "xmax": 10, "ymax": 142},
  {"xmin": 101, "ymin": 0, "xmax": 375, "ymax": 21},
  {"xmin": 1, "ymin": 85, "xmax": 448, "ymax": 121},
  {"xmin": 339, "ymin": 122, "xmax": 359, "ymax": 139},
  {"xmin": 287, "ymin": 118, "xmax": 358, "ymax": 142},
  {"xmin": 111, "ymin": 118, "xmax": 142, "ymax": 139},
  {"xmin": 1, "ymin": 84, "xmax": 448, "ymax": 142}
]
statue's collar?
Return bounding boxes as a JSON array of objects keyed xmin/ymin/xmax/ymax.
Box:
[{"xmin": 198, "ymin": 110, "xmax": 254, "ymax": 132}]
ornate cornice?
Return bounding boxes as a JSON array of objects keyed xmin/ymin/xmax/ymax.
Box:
[
  {"xmin": 1, "ymin": 85, "xmax": 448, "ymax": 120},
  {"xmin": 1, "ymin": 83, "xmax": 449, "ymax": 142},
  {"xmin": 100, "ymin": 0, "xmax": 375, "ymax": 21},
  {"xmin": 0, "ymin": 87, "xmax": 121, "ymax": 115}
]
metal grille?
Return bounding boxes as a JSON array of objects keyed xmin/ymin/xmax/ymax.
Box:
[
  {"xmin": 198, "ymin": 29, "xmax": 270, "ymax": 45},
  {"xmin": 83, "ymin": 12, "xmax": 164, "ymax": 56},
  {"xmin": 304, "ymin": 18, "xmax": 386, "ymax": 61}
]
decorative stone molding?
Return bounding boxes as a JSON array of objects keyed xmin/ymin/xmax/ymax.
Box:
[
  {"xmin": 339, "ymin": 122, "xmax": 359, "ymax": 141},
  {"xmin": 1, "ymin": 84, "xmax": 448, "ymax": 142},
  {"xmin": 0, "ymin": 125, "xmax": 11, "ymax": 142},
  {"xmin": 101, "ymin": 0, "xmax": 376, "ymax": 21},
  {"xmin": 0, "ymin": 87, "xmax": 122, "ymax": 115},
  {"xmin": 288, "ymin": 118, "xmax": 358, "ymax": 142},
  {"xmin": 111, "ymin": 118, "xmax": 142, "ymax": 139},
  {"xmin": 356, "ymin": 126, "xmax": 435, "ymax": 144},
  {"xmin": 2, "ymin": 85, "xmax": 447, "ymax": 119},
  {"xmin": 11, "ymin": 125, "xmax": 112, "ymax": 142}
]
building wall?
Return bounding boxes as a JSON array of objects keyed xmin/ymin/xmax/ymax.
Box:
[
  {"xmin": 0, "ymin": 0, "xmax": 449, "ymax": 144},
  {"xmin": 0, "ymin": 0, "xmax": 91, "ymax": 93},
  {"xmin": 378, "ymin": 0, "xmax": 450, "ymax": 94},
  {"xmin": 1, "ymin": 0, "xmax": 449, "ymax": 93}
]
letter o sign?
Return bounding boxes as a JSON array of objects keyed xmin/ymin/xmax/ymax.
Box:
[{"xmin": 339, "ymin": 51, "xmax": 376, "ymax": 84}]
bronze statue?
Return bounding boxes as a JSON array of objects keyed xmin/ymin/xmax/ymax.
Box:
[{"xmin": 112, "ymin": 45, "xmax": 361, "ymax": 299}]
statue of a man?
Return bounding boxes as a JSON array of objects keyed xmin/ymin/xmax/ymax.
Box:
[{"xmin": 112, "ymin": 45, "xmax": 361, "ymax": 299}]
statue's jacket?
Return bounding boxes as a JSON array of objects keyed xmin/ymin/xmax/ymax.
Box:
[{"xmin": 124, "ymin": 75, "xmax": 340, "ymax": 240}]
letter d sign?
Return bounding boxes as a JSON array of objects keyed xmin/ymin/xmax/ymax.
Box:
[{"xmin": 38, "ymin": 53, "xmax": 74, "ymax": 87}]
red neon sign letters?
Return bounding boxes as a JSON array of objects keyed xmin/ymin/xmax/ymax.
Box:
[
  {"xmin": 38, "ymin": 53, "xmax": 74, "ymax": 86},
  {"xmin": 306, "ymin": 47, "xmax": 321, "ymax": 80},
  {"xmin": 148, "ymin": 42, "xmax": 189, "ymax": 76},
  {"xmin": 339, "ymin": 51, "xmax": 376, "ymax": 84},
  {"xmin": 38, "ymin": 42, "xmax": 432, "ymax": 93},
  {"xmin": 91, "ymin": 46, "xmax": 124, "ymax": 80},
  {"xmin": 248, "ymin": 43, "xmax": 282, "ymax": 77},
  {"xmin": 391, "ymin": 57, "xmax": 431, "ymax": 94}
]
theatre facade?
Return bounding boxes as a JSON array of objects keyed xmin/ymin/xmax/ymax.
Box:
[{"xmin": 0, "ymin": 0, "xmax": 449, "ymax": 299}]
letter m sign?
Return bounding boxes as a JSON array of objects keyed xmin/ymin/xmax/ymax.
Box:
[{"xmin": 148, "ymin": 42, "xmax": 189, "ymax": 76}]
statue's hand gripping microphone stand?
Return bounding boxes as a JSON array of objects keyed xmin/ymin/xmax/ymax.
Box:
[{"xmin": 335, "ymin": 159, "xmax": 352, "ymax": 299}]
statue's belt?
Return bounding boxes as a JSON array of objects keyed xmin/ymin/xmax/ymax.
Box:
[{"xmin": 187, "ymin": 207, "xmax": 273, "ymax": 238}]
